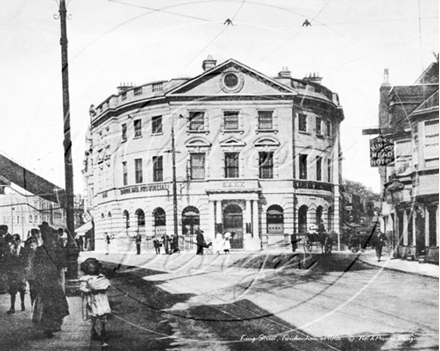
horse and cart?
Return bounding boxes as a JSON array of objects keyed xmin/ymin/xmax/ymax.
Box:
[{"xmin": 303, "ymin": 225, "xmax": 334, "ymax": 254}]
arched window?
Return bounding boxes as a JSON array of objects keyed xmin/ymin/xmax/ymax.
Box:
[
  {"xmin": 182, "ymin": 206, "xmax": 200, "ymax": 235},
  {"xmin": 123, "ymin": 210, "xmax": 130, "ymax": 229},
  {"xmin": 153, "ymin": 208, "xmax": 166, "ymax": 227},
  {"xmin": 135, "ymin": 209, "xmax": 145, "ymax": 226},
  {"xmin": 267, "ymin": 205, "xmax": 284, "ymax": 234},
  {"xmin": 316, "ymin": 206, "xmax": 323, "ymax": 225},
  {"xmin": 298, "ymin": 205, "xmax": 308, "ymax": 234},
  {"xmin": 108, "ymin": 211, "xmax": 112, "ymax": 218}
]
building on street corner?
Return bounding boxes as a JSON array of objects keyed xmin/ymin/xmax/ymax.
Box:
[
  {"xmin": 83, "ymin": 57, "xmax": 345, "ymax": 252},
  {"xmin": 365, "ymin": 60, "xmax": 439, "ymax": 264}
]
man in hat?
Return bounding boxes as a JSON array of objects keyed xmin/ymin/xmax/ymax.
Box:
[
  {"xmin": 5, "ymin": 234, "xmax": 27, "ymax": 314},
  {"xmin": 196, "ymin": 229, "xmax": 211, "ymax": 255},
  {"xmin": 0, "ymin": 225, "xmax": 10, "ymax": 293}
]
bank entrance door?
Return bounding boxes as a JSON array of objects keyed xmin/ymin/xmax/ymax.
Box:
[{"xmin": 223, "ymin": 204, "xmax": 243, "ymax": 249}]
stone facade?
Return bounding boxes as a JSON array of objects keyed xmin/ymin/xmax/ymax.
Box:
[{"xmin": 83, "ymin": 58, "xmax": 344, "ymax": 252}]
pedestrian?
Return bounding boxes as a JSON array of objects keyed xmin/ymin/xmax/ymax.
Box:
[
  {"xmin": 169, "ymin": 234, "xmax": 180, "ymax": 254},
  {"xmin": 162, "ymin": 233, "xmax": 170, "ymax": 255},
  {"xmin": 374, "ymin": 229, "xmax": 387, "ymax": 262},
  {"xmin": 290, "ymin": 233, "xmax": 298, "ymax": 252},
  {"xmin": 78, "ymin": 235, "xmax": 84, "ymax": 251},
  {"xmin": 0, "ymin": 225, "xmax": 10, "ymax": 294},
  {"xmin": 5, "ymin": 234, "xmax": 27, "ymax": 314},
  {"xmin": 80, "ymin": 258, "xmax": 111, "ymax": 349},
  {"xmin": 223, "ymin": 232, "xmax": 232, "ymax": 254},
  {"xmin": 24, "ymin": 237, "xmax": 38, "ymax": 308},
  {"xmin": 32, "ymin": 223, "xmax": 69, "ymax": 338},
  {"xmin": 135, "ymin": 233, "xmax": 142, "ymax": 255},
  {"xmin": 153, "ymin": 236, "xmax": 161, "ymax": 255},
  {"xmin": 57, "ymin": 227, "xmax": 68, "ymax": 248},
  {"xmin": 196, "ymin": 230, "xmax": 211, "ymax": 255},
  {"xmin": 105, "ymin": 233, "xmax": 111, "ymax": 255},
  {"xmin": 213, "ymin": 233, "xmax": 223, "ymax": 255}
]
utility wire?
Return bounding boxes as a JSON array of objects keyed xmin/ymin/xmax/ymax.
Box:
[{"xmin": 108, "ymin": 0, "xmax": 221, "ymax": 24}]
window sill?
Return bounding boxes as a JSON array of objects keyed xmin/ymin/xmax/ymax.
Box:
[
  {"xmin": 133, "ymin": 135, "xmax": 143, "ymax": 140},
  {"xmin": 151, "ymin": 132, "xmax": 164, "ymax": 136},
  {"xmin": 121, "ymin": 139, "xmax": 127, "ymax": 143},
  {"xmin": 222, "ymin": 129, "xmax": 244, "ymax": 134},
  {"xmin": 298, "ymin": 131, "xmax": 310, "ymax": 135},
  {"xmin": 316, "ymin": 134, "xmax": 324, "ymax": 139},
  {"xmin": 256, "ymin": 129, "xmax": 278, "ymax": 134},
  {"xmin": 187, "ymin": 130, "xmax": 209, "ymax": 135}
]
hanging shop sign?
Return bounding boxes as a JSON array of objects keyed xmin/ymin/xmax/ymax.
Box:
[{"xmin": 370, "ymin": 136, "xmax": 394, "ymax": 167}]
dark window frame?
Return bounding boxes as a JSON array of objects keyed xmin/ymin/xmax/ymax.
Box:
[
  {"xmin": 190, "ymin": 153, "xmax": 205, "ymax": 180},
  {"xmin": 258, "ymin": 111, "xmax": 273, "ymax": 130},
  {"xmin": 259, "ymin": 152, "xmax": 274, "ymax": 179},
  {"xmin": 299, "ymin": 154, "xmax": 307, "ymax": 180},
  {"xmin": 134, "ymin": 119, "xmax": 142, "ymax": 138},
  {"xmin": 225, "ymin": 152, "xmax": 239, "ymax": 178},
  {"xmin": 223, "ymin": 111, "xmax": 239, "ymax": 130},
  {"xmin": 152, "ymin": 115, "xmax": 163, "ymax": 134},
  {"xmin": 189, "ymin": 112, "xmax": 205, "ymax": 131},
  {"xmin": 122, "ymin": 161, "xmax": 128, "ymax": 186},
  {"xmin": 153, "ymin": 156, "xmax": 163, "ymax": 182},
  {"xmin": 135, "ymin": 158, "xmax": 143, "ymax": 184},
  {"xmin": 299, "ymin": 114, "xmax": 307, "ymax": 132},
  {"xmin": 316, "ymin": 156, "xmax": 322, "ymax": 181}
]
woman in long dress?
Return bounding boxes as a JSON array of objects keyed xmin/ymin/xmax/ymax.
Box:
[{"xmin": 32, "ymin": 223, "xmax": 69, "ymax": 338}]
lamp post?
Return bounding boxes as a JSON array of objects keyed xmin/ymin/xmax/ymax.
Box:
[
  {"xmin": 171, "ymin": 117, "xmax": 179, "ymax": 251},
  {"xmin": 386, "ymin": 179, "xmax": 404, "ymax": 259},
  {"xmin": 56, "ymin": 0, "xmax": 79, "ymax": 281}
]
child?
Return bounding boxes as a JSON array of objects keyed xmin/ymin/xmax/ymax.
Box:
[
  {"xmin": 223, "ymin": 232, "xmax": 232, "ymax": 254},
  {"xmin": 80, "ymin": 258, "xmax": 111, "ymax": 349}
]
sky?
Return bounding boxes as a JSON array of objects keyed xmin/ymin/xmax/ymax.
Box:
[{"xmin": 0, "ymin": 0, "xmax": 438, "ymax": 195}]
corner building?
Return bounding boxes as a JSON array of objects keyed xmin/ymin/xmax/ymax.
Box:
[{"xmin": 83, "ymin": 57, "xmax": 344, "ymax": 251}]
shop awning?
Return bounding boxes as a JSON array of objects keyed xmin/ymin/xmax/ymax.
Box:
[{"xmin": 75, "ymin": 221, "xmax": 93, "ymax": 234}]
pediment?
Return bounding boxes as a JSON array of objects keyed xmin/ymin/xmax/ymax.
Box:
[
  {"xmin": 185, "ymin": 137, "xmax": 211, "ymax": 148},
  {"xmin": 254, "ymin": 136, "xmax": 280, "ymax": 147},
  {"xmin": 219, "ymin": 136, "xmax": 246, "ymax": 148},
  {"xmin": 166, "ymin": 59, "xmax": 296, "ymax": 98}
]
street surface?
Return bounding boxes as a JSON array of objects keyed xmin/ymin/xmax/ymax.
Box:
[{"xmin": 0, "ymin": 250, "xmax": 437, "ymax": 350}]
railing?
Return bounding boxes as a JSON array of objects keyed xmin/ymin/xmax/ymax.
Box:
[{"xmin": 294, "ymin": 180, "xmax": 333, "ymax": 191}]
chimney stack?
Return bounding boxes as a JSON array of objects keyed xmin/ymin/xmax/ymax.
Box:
[
  {"xmin": 278, "ymin": 66, "xmax": 291, "ymax": 78},
  {"xmin": 382, "ymin": 69, "xmax": 390, "ymax": 86},
  {"xmin": 303, "ymin": 72, "xmax": 323, "ymax": 84},
  {"xmin": 202, "ymin": 55, "xmax": 217, "ymax": 71}
]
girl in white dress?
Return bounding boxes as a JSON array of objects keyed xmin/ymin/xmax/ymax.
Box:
[{"xmin": 80, "ymin": 258, "xmax": 111, "ymax": 349}]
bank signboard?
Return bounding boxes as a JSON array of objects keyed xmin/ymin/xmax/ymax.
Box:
[{"xmin": 370, "ymin": 136, "xmax": 394, "ymax": 167}]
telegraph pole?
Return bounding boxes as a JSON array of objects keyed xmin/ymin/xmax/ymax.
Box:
[
  {"xmin": 171, "ymin": 120, "xmax": 179, "ymax": 250},
  {"xmin": 57, "ymin": 0, "xmax": 79, "ymax": 281}
]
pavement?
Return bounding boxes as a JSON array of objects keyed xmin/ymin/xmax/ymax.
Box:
[
  {"xmin": 357, "ymin": 249, "xmax": 439, "ymax": 279},
  {"xmin": 0, "ymin": 251, "xmax": 439, "ymax": 351}
]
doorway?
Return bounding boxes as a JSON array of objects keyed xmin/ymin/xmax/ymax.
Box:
[{"xmin": 223, "ymin": 204, "xmax": 243, "ymax": 249}]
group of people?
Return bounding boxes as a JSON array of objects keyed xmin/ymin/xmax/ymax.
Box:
[
  {"xmin": 0, "ymin": 223, "xmax": 69, "ymax": 338},
  {"xmin": 197, "ymin": 230, "xmax": 233, "ymax": 255}
]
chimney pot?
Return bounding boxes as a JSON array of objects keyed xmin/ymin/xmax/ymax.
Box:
[{"xmin": 202, "ymin": 55, "xmax": 217, "ymax": 71}]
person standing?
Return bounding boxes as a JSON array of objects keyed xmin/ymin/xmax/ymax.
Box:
[
  {"xmin": 80, "ymin": 258, "xmax": 111, "ymax": 349},
  {"xmin": 5, "ymin": 234, "xmax": 27, "ymax": 314},
  {"xmin": 162, "ymin": 233, "xmax": 170, "ymax": 255},
  {"xmin": 223, "ymin": 232, "xmax": 231, "ymax": 254},
  {"xmin": 153, "ymin": 236, "xmax": 161, "ymax": 255},
  {"xmin": 78, "ymin": 235, "xmax": 84, "ymax": 251},
  {"xmin": 196, "ymin": 230, "xmax": 210, "ymax": 255},
  {"xmin": 135, "ymin": 233, "xmax": 142, "ymax": 255},
  {"xmin": 32, "ymin": 223, "xmax": 69, "ymax": 338},
  {"xmin": 374, "ymin": 229, "xmax": 387, "ymax": 262},
  {"xmin": 290, "ymin": 233, "xmax": 298, "ymax": 253},
  {"xmin": 24, "ymin": 237, "xmax": 38, "ymax": 308},
  {"xmin": 105, "ymin": 233, "xmax": 111, "ymax": 255},
  {"xmin": 0, "ymin": 225, "xmax": 10, "ymax": 294}
]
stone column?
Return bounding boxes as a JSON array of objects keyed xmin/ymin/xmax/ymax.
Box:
[
  {"xmin": 209, "ymin": 200, "xmax": 215, "ymax": 239},
  {"xmin": 245, "ymin": 200, "xmax": 252, "ymax": 233},
  {"xmin": 425, "ymin": 207, "xmax": 430, "ymax": 247},
  {"xmin": 437, "ymin": 206, "xmax": 439, "ymax": 246},
  {"xmin": 252, "ymin": 200, "xmax": 259, "ymax": 239},
  {"xmin": 216, "ymin": 200, "xmax": 222, "ymax": 233},
  {"xmin": 403, "ymin": 211, "xmax": 408, "ymax": 246}
]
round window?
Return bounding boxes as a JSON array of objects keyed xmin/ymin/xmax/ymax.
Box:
[{"xmin": 224, "ymin": 73, "xmax": 239, "ymax": 88}]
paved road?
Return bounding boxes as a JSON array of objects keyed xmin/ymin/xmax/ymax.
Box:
[
  {"xmin": 89, "ymin": 251, "xmax": 439, "ymax": 351},
  {"xmin": 1, "ymin": 250, "xmax": 436, "ymax": 350}
]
